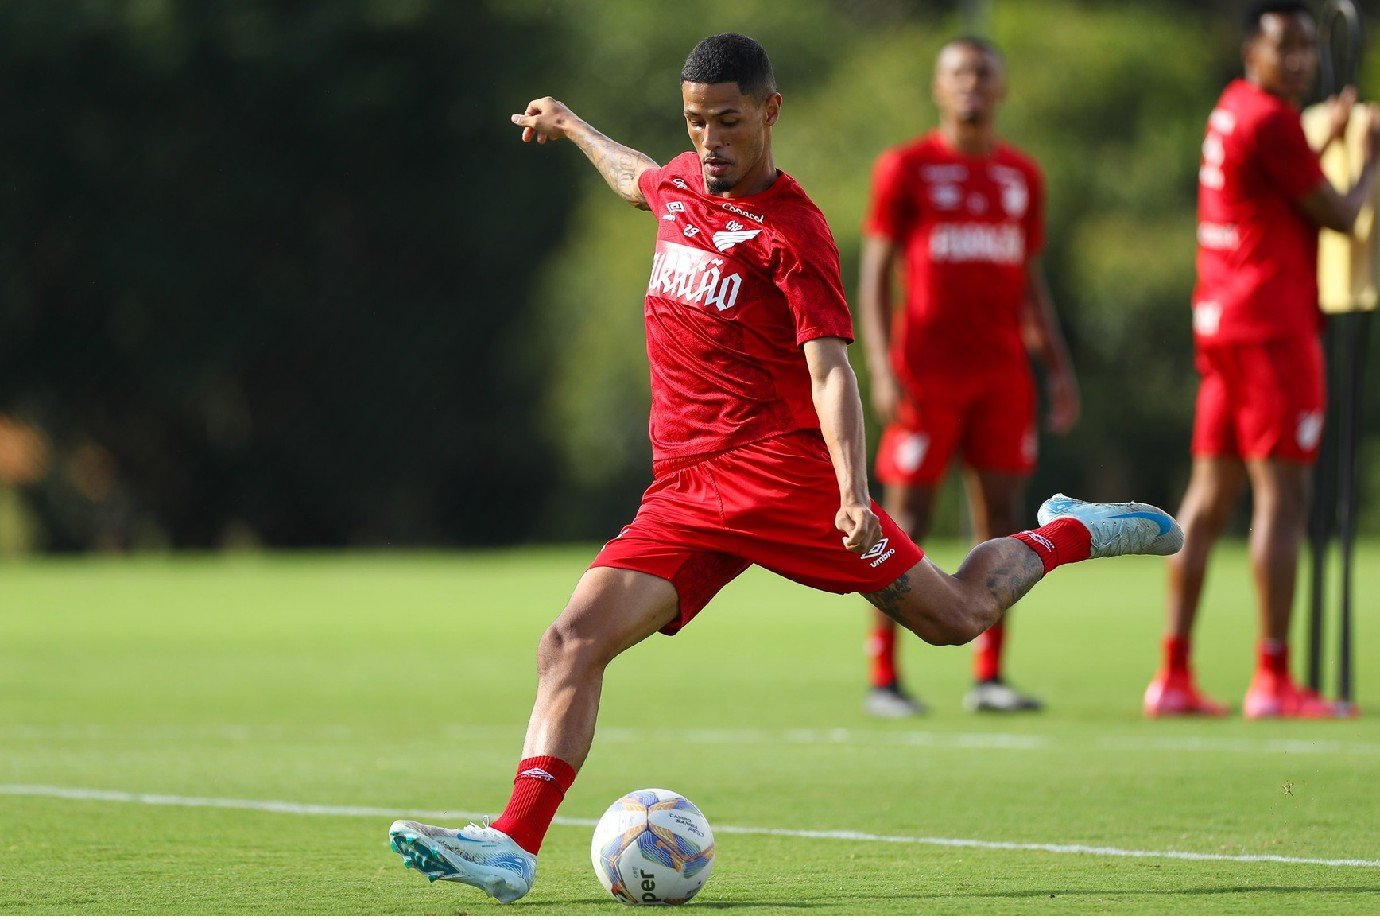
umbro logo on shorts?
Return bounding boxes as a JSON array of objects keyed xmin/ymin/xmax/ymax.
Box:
[
  {"xmin": 861, "ymin": 538, "xmax": 889, "ymax": 559},
  {"xmin": 862, "ymin": 538, "xmax": 896, "ymax": 568}
]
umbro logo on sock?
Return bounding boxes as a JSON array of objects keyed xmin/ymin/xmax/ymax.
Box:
[
  {"xmin": 1021, "ymin": 531, "xmax": 1056, "ymax": 553},
  {"xmin": 518, "ymin": 768, "xmax": 556, "ymax": 782}
]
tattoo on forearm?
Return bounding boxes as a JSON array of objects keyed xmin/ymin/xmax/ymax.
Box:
[
  {"xmin": 575, "ymin": 129, "xmax": 655, "ymax": 204},
  {"xmin": 864, "ymin": 572, "xmax": 911, "ymax": 622},
  {"xmin": 984, "ymin": 548, "xmax": 1045, "ymax": 610}
]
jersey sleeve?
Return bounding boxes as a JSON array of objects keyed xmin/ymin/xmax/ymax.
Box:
[
  {"xmin": 775, "ymin": 209, "xmax": 855, "ymax": 345},
  {"xmin": 637, "ymin": 162, "xmax": 667, "ymax": 211},
  {"xmin": 862, "ymin": 148, "xmax": 912, "ymax": 240},
  {"xmin": 1254, "ymin": 108, "xmax": 1326, "ymax": 201},
  {"xmin": 1025, "ymin": 161, "xmax": 1046, "ymax": 258}
]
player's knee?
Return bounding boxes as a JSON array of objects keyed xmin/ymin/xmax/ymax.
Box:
[{"xmin": 536, "ymin": 616, "xmax": 612, "ymax": 678}]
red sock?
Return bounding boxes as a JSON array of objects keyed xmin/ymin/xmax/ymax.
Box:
[
  {"xmin": 1258, "ymin": 639, "xmax": 1289, "ymax": 678},
  {"xmin": 490, "ymin": 755, "xmax": 577, "ymax": 855},
  {"xmin": 867, "ymin": 622, "xmax": 898, "ymax": 688},
  {"xmin": 973, "ymin": 620, "xmax": 1005, "ymax": 683},
  {"xmin": 1164, "ymin": 634, "xmax": 1190, "ymax": 673},
  {"xmin": 1011, "ymin": 518, "xmax": 1092, "ymax": 574}
]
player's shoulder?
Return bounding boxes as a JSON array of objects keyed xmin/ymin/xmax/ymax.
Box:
[
  {"xmin": 993, "ymin": 142, "xmax": 1043, "ymax": 179},
  {"xmin": 757, "ymin": 172, "xmax": 838, "ymax": 250},
  {"xmin": 1219, "ymin": 79, "xmax": 1295, "ymax": 132},
  {"xmin": 882, "ymin": 132, "xmax": 948, "ymax": 164},
  {"xmin": 643, "ymin": 151, "xmax": 699, "ymax": 190}
]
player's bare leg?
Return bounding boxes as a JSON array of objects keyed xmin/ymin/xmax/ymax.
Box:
[
  {"xmin": 868, "ymin": 494, "xmax": 1182, "ymax": 648},
  {"xmin": 1242, "ymin": 458, "xmax": 1309, "ymax": 643},
  {"xmin": 1146, "ymin": 457, "xmax": 1244, "ymax": 717},
  {"xmin": 388, "ymin": 567, "xmax": 679, "ymax": 902},
  {"xmin": 866, "ymin": 538, "xmax": 1047, "ymax": 647},
  {"xmin": 1239, "ymin": 457, "xmax": 1335, "ymax": 717},
  {"xmin": 520, "ymin": 567, "xmax": 680, "ymax": 766},
  {"xmin": 1167, "ymin": 457, "xmax": 1247, "ymax": 637},
  {"xmin": 865, "ymin": 482, "xmax": 936, "ymax": 717},
  {"xmin": 963, "ymin": 469, "xmax": 1042, "ymax": 711}
]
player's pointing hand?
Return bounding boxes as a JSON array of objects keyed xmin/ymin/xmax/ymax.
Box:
[{"xmin": 511, "ymin": 96, "xmax": 577, "ymax": 144}]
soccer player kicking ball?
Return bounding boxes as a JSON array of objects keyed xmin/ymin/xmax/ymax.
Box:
[
  {"xmin": 387, "ymin": 33, "xmax": 1182, "ymax": 905},
  {"xmin": 1145, "ymin": 0, "xmax": 1380, "ymax": 719}
]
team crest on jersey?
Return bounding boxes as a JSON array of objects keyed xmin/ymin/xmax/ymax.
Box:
[
  {"xmin": 930, "ymin": 183, "xmax": 961, "ymax": 210},
  {"xmin": 712, "ymin": 220, "xmax": 762, "ymax": 252},
  {"xmin": 1000, "ymin": 179, "xmax": 1028, "ymax": 217}
]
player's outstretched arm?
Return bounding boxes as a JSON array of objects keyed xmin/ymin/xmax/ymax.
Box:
[
  {"xmin": 1298, "ymin": 103, "xmax": 1380, "ymax": 232},
  {"xmin": 1020, "ymin": 259, "xmax": 1080, "ymax": 435},
  {"xmin": 511, "ymin": 97, "xmax": 657, "ymax": 210},
  {"xmin": 856, "ymin": 234, "xmax": 902, "ymax": 425},
  {"xmin": 803, "ymin": 336, "xmax": 881, "ymax": 555}
]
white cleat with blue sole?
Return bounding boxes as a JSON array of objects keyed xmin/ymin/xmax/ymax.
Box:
[
  {"xmin": 1037, "ymin": 493, "xmax": 1183, "ymax": 558},
  {"xmin": 388, "ymin": 819, "xmax": 536, "ymax": 904}
]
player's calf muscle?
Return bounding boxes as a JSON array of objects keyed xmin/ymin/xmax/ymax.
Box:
[{"xmin": 864, "ymin": 571, "xmax": 982, "ymax": 647}]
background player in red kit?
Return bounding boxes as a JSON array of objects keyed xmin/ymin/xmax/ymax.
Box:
[
  {"xmin": 1145, "ymin": 1, "xmax": 1380, "ymax": 719},
  {"xmin": 383, "ymin": 33, "xmax": 1184, "ymax": 905},
  {"xmin": 859, "ymin": 37, "xmax": 1080, "ymax": 716}
]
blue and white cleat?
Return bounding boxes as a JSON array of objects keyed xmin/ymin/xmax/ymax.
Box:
[
  {"xmin": 388, "ymin": 819, "xmax": 536, "ymax": 904},
  {"xmin": 1037, "ymin": 493, "xmax": 1184, "ymax": 558}
]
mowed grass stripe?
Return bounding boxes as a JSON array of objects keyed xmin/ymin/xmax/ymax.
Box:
[
  {"xmin": 8, "ymin": 722, "xmax": 1380, "ymax": 757},
  {"xmin": 5, "ymin": 784, "xmax": 1378, "ymax": 870}
]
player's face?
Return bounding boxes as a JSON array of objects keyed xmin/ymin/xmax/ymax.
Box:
[
  {"xmin": 933, "ymin": 44, "xmax": 1005, "ymax": 127},
  {"xmin": 1245, "ymin": 12, "xmax": 1318, "ymax": 105},
  {"xmin": 682, "ymin": 81, "xmax": 781, "ymax": 196}
]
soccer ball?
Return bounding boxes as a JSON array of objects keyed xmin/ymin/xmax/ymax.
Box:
[{"xmin": 590, "ymin": 788, "xmax": 715, "ymax": 906}]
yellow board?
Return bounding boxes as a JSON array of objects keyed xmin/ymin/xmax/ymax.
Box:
[{"xmin": 1303, "ymin": 101, "xmax": 1379, "ymax": 312}]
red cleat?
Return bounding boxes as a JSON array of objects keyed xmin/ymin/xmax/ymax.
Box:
[
  {"xmin": 1242, "ymin": 671, "xmax": 1354, "ymax": 720},
  {"xmin": 1143, "ymin": 670, "xmax": 1231, "ymax": 718}
]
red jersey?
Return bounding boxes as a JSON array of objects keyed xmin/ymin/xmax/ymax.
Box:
[
  {"xmin": 1193, "ymin": 79, "xmax": 1326, "ymax": 345},
  {"xmin": 637, "ymin": 152, "xmax": 854, "ymax": 467},
  {"xmin": 863, "ymin": 131, "xmax": 1043, "ymax": 382}
]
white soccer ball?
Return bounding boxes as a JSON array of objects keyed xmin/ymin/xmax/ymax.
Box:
[{"xmin": 590, "ymin": 788, "xmax": 715, "ymax": 906}]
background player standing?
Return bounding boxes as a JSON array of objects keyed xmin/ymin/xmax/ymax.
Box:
[
  {"xmin": 859, "ymin": 37, "xmax": 1080, "ymax": 716},
  {"xmin": 384, "ymin": 33, "xmax": 1183, "ymax": 906},
  {"xmin": 1145, "ymin": 0, "xmax": 1380, "ymax": 719}
]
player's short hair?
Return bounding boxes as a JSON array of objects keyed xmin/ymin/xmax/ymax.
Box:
[
  {"xmin": 940, "ymin": 35, "xmax": 1005, "ymax": 65},
  {"xmin": 680, "ymin": 33, "xmax": 778, "ymax": 100},
  {"xmin": 1243, "ymin": 1, "xmax": 1313, "ymax": 38}
]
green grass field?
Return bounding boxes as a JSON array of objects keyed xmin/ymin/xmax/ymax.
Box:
[{"xmin": 3, "ymin": 542, "xmax": 1378, "ymax": 915}]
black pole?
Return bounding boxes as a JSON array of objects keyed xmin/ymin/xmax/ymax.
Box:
[
  {"xmin": 1306, "ymin": 323, "xmax": 1338, "ymax": 693},
  {"xmin": 1335, "ymin": 310, "xmax": 1370, "ymax": 714}
]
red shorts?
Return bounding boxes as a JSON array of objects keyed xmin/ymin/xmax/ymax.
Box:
[
  {"xmin": 590, "ymin": 430, "xmax": 924, "ymax": 634},
  {"xmin": 875, "ymin": 364, "xmax": 1037, "ymax": 487},
  {"xmin": 1192, "ymin": 336, "xmax": 1325, "ymax": 463}
]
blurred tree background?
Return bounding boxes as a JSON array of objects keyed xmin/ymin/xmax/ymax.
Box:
[{"xmin": 1, "ymin": 0, "xmax": 1378, "ymax": 553}]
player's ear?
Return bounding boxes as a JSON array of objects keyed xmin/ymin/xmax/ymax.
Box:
[{"xmin": 762, "ymin": 92, "xmax": 782, "ymax": 127}]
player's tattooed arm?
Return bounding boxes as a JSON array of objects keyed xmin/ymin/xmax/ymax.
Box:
[{"xmin": 511, "ymin": 96, "xmax": 657, "ymax": 210}]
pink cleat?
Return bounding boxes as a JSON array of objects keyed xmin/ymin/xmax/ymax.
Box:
[
  {"xmin": 1143, "ymin": 670, "xmax": 1230, "ymax": 718},
  {"xmin": 1242, "ymin": 671, "xmax": 1354, "ymax": 720}
]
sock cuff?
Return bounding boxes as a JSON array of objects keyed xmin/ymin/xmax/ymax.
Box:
[{"xmin": 514, "ymin": 755, "xmax": 577, "ymax": 792}]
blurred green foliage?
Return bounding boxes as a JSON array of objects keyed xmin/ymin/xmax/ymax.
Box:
[{"xmin": 2, "ymin": 0, "xmax": 1380, "ymax": 548}]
